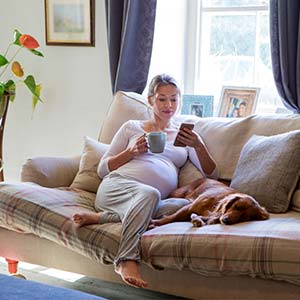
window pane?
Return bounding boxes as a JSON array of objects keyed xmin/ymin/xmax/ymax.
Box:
[
  {"xmin": 196, "ymin": 10, "xmax": 283, "ymax": 115},
  {"xmin": 202, "ymin": 0, "xmax": 268, "ymax": 8},
  {"xmin": 211, "ymin": 15, "xmax": 256, "ymax": 56}
]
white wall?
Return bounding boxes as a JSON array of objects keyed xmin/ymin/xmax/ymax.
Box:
[{"xmin": 0, "ymin": 0, "xmax": 112, "ymax": 180}]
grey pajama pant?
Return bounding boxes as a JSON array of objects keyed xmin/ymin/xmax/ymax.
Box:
[{"xmin": 95, "ymin": 173, "xmax": 189, "ymax": 266}]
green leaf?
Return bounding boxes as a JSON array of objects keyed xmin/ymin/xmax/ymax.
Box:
[
  {"xmin": 5, "ymin": 79, "xmax": 15, "ymax": 90},
  {"xmin": 24, "ymin": 75, "xmax": 42, "ymax": 102},
  {"xmin": 13, "ymin": 29, "xmax": 22, "ymax": 46},
  {"xmin": 32, "ymin": 84, "xmax": 42, "ymax": 110},
  {"xmin": 0, "ymin": 83, "xmax": 4, "ymax": 96},
  {"xmin": 5, "ymin": 80, "xmax": 16, "ymax": 102},
  {"xmin": 0, "ymin": 55, "xmax": 9, "ymax": 67},
  {"xmin": 24, "ymin": 75, "xmax": 36, "ymax": 94},
  {"xmin": 29, "ymin": 49, "xmax": 44, "ymax": 57}
]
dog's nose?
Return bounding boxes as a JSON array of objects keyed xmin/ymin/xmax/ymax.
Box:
[{"xmin": 222, "ymin": 216, "xmax": 230, "ymax": 225}]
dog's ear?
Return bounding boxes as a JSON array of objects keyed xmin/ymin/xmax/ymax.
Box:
[
  {"xmin": 221, "ymin": 196, "xmax": 239, "ymax": 213},
  {"xmin": 257, "ymin": 206, "xmax": 269, "ymax": 220}
]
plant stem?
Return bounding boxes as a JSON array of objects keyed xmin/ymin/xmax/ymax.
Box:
[
  {"xmin": 0, "ymin": 46, "xmax": 23, "ymax": 80},
  {"xmin": 3, "ymin": 43, "xmax": 12, "ymax": 57}
]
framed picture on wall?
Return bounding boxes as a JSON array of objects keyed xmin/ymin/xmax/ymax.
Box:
[
  {"xmin": 45, "ymin": 0, "xmax": 95, "ymax": 46},
  {"xmin": 181, "ymin": 95, "xmax": 214, "ymax": 117},
  {"xmin": 218, "ymin": 86, "xmax": 260, "ymax": 118}
]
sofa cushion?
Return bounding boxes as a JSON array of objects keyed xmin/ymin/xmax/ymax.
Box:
[
  {"xmin": 2, "ymin": 182, "xmax": 300, "ymax": 287},
  {"xmin": 98, "ymin": 91, "xmax": 152, "ymax": 144},
  {"xmin": 141, "ymin": 211, "xmax": 300, "ymax": 286},
  {"xmin": 178, "ymin": 160, "xmax": 204, "ymax": 187},
  {"xmin": 194, "ymin": 114, "xmax": 300, "ymax": 179},
  {"xmin": 0, "ymin": 182, "xmax": 120, "ymax": 264},
  {"xmin": 70, "ymin": 137, "xmax": 109, "ymax": 193},
  {"xmin": 230, "ymin": 131, "xmax": 300, "ymax": 213},
  {"xmin": 21, "ymin": 156, "xmax": 81, "ymax": 188}
]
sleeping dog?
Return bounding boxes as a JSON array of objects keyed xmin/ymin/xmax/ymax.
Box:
[{"xmin": 151, "ymin": 178, "xmax": 269, "ymax": 227}]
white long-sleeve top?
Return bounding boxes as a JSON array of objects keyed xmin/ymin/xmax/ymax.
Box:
[{"xmin": 98, "ymin": 120, "xmax": 217, "ymax": 199}]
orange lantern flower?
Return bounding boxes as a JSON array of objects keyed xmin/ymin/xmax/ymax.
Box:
[
  {"xmin": 20, "ymin": 34, "xmax": 40, "ymax": 50},
  {"xmin": 11, "ymin": 61, "xmax": 24, "ymax": 77}
]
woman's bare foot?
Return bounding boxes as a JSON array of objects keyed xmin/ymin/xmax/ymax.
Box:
[
  {"xmin": 72, "ymin": 212, "xmax": 101, "ymax": 227},
  {"xmin": 115, "ymin": 260, "xmax": 148, "ymax": 288}
]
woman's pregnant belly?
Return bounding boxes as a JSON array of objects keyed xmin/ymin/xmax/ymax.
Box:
[{"xmin": 114, "ymin": 155, "xmax": 178, "ymax": 199}]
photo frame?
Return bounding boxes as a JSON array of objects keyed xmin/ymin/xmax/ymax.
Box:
[
  {"xmin": 218, "ymin": 86, "xmax": 260, "ymax": 118},
  {"xmin": 45, "ymin": 0, "xmax": 95, "ymax": 46},
  {"xmin": 181, "ymin": 95, "xmax": 214, "ymax": 117}
]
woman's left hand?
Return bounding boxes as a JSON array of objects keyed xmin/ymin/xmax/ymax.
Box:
[{"xmin": 176, "ymin": 128, "xmax": 202, "ymax": 148}]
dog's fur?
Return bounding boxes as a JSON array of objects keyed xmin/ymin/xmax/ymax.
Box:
[{"xmin": 151, "ymin": 178, "xmax": 269, "ymax": 227}]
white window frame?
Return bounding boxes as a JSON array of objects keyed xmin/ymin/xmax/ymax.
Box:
[{"xmin": 183, "ymin": 1, "xmax": 269, "ymax": 94}]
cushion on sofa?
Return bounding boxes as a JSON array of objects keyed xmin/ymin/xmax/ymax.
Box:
[
  {"xmin": 21, "ymin": 156, "xmax": 81, "ymax": 188},
  {"xmin": 141, "ymin": 212, "xmax": 300, "ymax": 286},
  {"xmin": 98, "ymin": 91, "xmax": 153, "ymax": 144},
  {"xmin": 70, "ymin": 137, "xmax": 109, "ymax": 193},
  {"xmin": 230, "ymin": 130, "xmax": 300, "ymax": 213},
  {"xmin": 178, "ymin": 160, "xmax": 204, "ymax": 187},
  {"xmin": 3, "ymin": 181, "xmax": 300, "ymax": 286},
  {"xmin": 194, "ymin": 114, "xmax": 300, "ymax": 180},
  {"xmin": 0, "ymin": 182, "xmax": 120, "ymax": 264}
]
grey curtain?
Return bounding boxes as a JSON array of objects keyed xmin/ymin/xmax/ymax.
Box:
[
  {"xmin": 105, "ymin": 0, "xmax": 157, "ymax": 94},
  {"xmin": 270, "ymin": 0, "xmax": 300, "ymax": 113}
]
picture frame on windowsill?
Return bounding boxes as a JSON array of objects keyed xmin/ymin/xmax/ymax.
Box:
[
  {"xmin": 181, "ymin": 95, "xmax": 214, "ymax": 117},
  {"xmin": 218, "ymin": 86, "xmax": 260, "ymax": 118},
  {"xmin": 45, "ymin": 0, "xmax": 95, "ymax": 46}
]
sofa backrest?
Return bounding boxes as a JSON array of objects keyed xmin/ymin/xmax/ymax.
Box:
[
  {"xmin": 98, "ymin": 90, "xmax": 300, "ymax": 182},
  {"xmin": 195, "ymin": 115, "xmax": 300, "ymax": 180},
  {"xmin": 99, "ymin": 91, "xmax": 199, "ymax": 144}
]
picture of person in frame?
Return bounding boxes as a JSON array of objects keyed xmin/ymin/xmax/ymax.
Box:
[
  {"xmin": 190, "ymin": 104, "xmax": 203, "ymax": 117},
  {"xmin": 227, "ymin": 97, "xmax": 247, "ymax": 118}
]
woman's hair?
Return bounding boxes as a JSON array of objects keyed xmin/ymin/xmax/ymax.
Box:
[{"xmin": 147, "ymin": 74, "xmax": 181, "ymax": 97}]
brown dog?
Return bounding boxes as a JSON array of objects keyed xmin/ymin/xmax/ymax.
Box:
[{"xmin": 151, "ymin": 178, "xmax": 269, "ymax": 227}]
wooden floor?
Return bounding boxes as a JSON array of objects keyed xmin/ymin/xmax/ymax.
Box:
[{"xmin": 0, "ymin": 258, "xmax": 187, "ymax": 300}]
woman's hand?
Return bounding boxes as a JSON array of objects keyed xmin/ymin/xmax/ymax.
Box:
[
  {"xmin": 176, "ymin": 128, "xmax": 202, "ymax": 148},
  {"xmin": 178, "ymin": 128, "xmax": 217, "ymax": 176},
  {"xmin": 107, "ymin": 134, "xmax": 148, "ymax": 172},
  {"xmin": 129, "ymin": 134, "xmax": 148, "ymax": 156}
]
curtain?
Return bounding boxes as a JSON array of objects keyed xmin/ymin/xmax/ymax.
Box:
[
  {"xmin": 105, "ymin": 0, "xmax": 157, "ymax": 94},
  {"xmin": 270, "ymin": 0, "xmax": 300, "ymax": 113}
]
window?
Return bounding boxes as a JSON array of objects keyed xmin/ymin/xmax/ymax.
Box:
[{"xmin": 149, "ymin": 0, "xmax": 285, "ymax": 115}]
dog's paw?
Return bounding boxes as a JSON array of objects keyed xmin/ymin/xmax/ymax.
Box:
[{"xmin": 191, "ymin": 213, "xmax": 205, "ymax": 227}]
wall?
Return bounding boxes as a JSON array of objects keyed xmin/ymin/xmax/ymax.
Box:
[{"xmin": 0, "ymin": 0, "xmax": 112, "ymax": 180}]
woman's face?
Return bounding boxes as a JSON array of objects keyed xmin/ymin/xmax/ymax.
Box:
[{"xmin": 149, "ymin": 84, "xmax": 180, "ymax": 121}]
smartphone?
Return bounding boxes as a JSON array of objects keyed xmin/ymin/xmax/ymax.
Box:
[{"xmin": 173, "ymin": 123, "xmax": 195, "ymax": 147}]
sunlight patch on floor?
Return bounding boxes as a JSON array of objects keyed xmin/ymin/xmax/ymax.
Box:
[
  {"xmin": 39, "ymin": 268, "xmax": 85, "ymax": 282},
  {"xmin": 0, "ymin": 257, "xmax": 85, "ymax": 282}
]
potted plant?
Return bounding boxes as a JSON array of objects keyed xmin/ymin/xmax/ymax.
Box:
[{"xmin": 0, "ymin": 29, "xmax": 44, "ymax": 180}]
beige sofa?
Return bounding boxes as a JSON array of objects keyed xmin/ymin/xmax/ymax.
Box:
[{"xmin": 1, "ymin": 91, "xmax": 300, "ymax": 300}]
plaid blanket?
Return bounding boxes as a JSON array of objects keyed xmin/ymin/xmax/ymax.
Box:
[{"xmin": 1, "ymin": 182, "xmax": 300, "ymax": 286}]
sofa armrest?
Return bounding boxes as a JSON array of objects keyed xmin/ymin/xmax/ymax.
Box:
[{"xmin": 21, "ymin": 156, "xmax": 81, "ymax": 188}]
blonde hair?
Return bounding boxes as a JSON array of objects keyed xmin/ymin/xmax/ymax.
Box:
[{"xmin": 147, "ymin": 74, "xmax": 181, "ymax": 97}]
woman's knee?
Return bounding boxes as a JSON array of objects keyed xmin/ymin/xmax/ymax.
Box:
[
  {"xmin": 140, "ymin": 186, "xmax": 161, "ymax": 208},
  {"xmin": 145, "ymin": 186, "xmax": 160, "ymax": 200}
]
